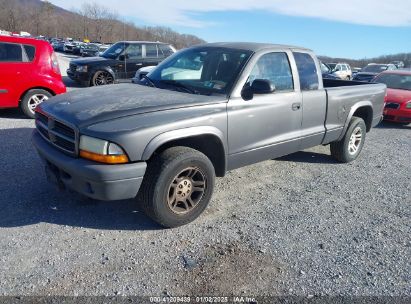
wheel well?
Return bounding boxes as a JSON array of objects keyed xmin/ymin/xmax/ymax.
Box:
[
  {"xmin": 152, "ymin": 135, "xmax": 226, "ymax": 177},
  {"xmin": 19, "ymin": 87, "xmax": 55, "ymax": 102},
  {"xmin": 353, "ymin": 106, "xmax": 373, "ymax": 132}
]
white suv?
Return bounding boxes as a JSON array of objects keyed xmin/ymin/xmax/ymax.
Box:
[{"xmin": 328, "ymin": 63, "xmax": 352, "ymax": 80}]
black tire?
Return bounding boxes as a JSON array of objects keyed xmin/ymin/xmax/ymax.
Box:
[
  {"xmin": 20, "ymin": 89, "xmax": 52, "ymax": 118},
  {"xmin": 91, "ymin": 70, "xmax": 114, "ymax": 86},
  {"xmin": 137, "ymin": 147, "xmax": 215, "ymax": 228},
  {"xmin": 330, "ymin": 116, "xmax": 366, "ymax": 163}
]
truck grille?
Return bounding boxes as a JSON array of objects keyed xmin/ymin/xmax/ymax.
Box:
[
  {"xmin": 35, "ymin": 111, "xmax": 77, "ymax": 155},
  {"xmin": 384, "ymin": 102, "xmax": 400, "ymax": 110}
]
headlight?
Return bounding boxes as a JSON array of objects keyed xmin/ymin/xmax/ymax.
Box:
[
  {"xmin": 76, "ymin": 65, "xmax": 88, "ymax": 72},
  {"xmin": 79, "ymin": 135, "xmax": 129, "ymax": 164},
  {"xmin": 406, "ymin": 101, "xmax": 411, "ymax": 109}
]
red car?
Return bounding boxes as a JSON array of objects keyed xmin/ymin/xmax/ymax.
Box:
[
  {"xmin": 0, "ymin": 36, "xmax": 66, "ymax": 118},
  {"xmin": 373, "ymin": 70, "xmax": 411, "ymax": 124}
]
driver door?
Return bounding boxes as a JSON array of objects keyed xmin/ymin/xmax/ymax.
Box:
[
  {"xmin": 227, "ymin": 51, "xmax": 303, "ymax": 169},
  {"xmin": 124, "ymin": 43, "xmax": 143, "ymax": 79}
]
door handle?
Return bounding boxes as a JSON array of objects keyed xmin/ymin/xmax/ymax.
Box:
[
  {"xmin": 292, "ymin": 103, "xmax": 301, "ymax": 111},
  {"xmin": 0, "ymin": 89, "xmax": 8, "ymax": 94},
  {"xmin": 136, "ymin": 63, "xmax": 143, "ymax": 66}
]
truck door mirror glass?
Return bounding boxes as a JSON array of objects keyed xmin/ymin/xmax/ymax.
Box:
[{"xmin": 251, "ymin": 79, "xmax": 276, "ymax": 94}]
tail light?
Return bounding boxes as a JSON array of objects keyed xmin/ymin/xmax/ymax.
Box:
[{"xmin": 50, "ymin": 52, "xmax": 61, "ymax": 75}]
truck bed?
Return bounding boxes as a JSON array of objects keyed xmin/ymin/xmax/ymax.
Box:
[{"xmin": 322, "ymin": 79, "xmax": 386, "ymax": 144}]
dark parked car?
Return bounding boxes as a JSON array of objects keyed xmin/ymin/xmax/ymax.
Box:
[
  {"xmin": 81, "ymin": 43, "xmax": 100, "ymax": 57},
  {"xmin": 353, "ymin": 63, "xmax": 397, "ymax": 82},
  {"xmin": 67, "ymin": 41, "xmax": 176, "ymax": 86},
  {"xmin": 52, "ymin": 41, "xmax": 65, "ymax": 52},
  {"xmin": 72, "ymin": 42, "xmax": 84, "ymax": 55}
]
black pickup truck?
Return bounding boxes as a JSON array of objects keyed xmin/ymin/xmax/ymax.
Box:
[{"xmin": 67, "ymin": 41, "xmax": 175, "ymax": 87}]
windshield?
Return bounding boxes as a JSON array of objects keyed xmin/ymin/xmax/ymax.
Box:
[
  {"xmin": 147, "ymin": 47, "xmax": 252, "ymax": 95},
  {"xmin": 362, "ymin": 65, "xmax": 388, "ymax": 73},
  {"xmin": 85, "ymin": 44, "xmax": 99, "ymax": 51},
  {"xmin": 101, "ymin": 42, "xmax": 127, "ymax": 59},
  {"xmin": 320, "ymin": 62, "xmax": 331, "ymax": 73},
  {"xmin": 373, "ymin": 73, "xmax": 411, "ymax": 90},
  {"xmin": 328, "ymin": 63, "xmax": 336, "ymax": 71}
]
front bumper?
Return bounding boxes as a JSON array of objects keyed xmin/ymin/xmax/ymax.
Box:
[
  {"xmin": 32, "ymin": 131, "xmax": 147, "ymax": 201},
  {"xmin": 66, "ymin": 70, "xmax": 90, "ymax": 82},
  {"xmin": 383, "ymin": 108, "xmax": 411, "ymax": 123}
]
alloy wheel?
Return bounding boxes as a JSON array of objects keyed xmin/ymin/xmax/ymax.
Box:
[
  {"xmin": 28, "ymin": 94, "xmax": 49, "ymax": 113},
  {"xmin": 348, "ymin": 126, "xmax": 362, "ymax": 155},
  {"xmin": 93, "ymin": 71, "xmax": 114, "ymax": 86},
  {"xmin": 167, "ymin": 167, "xmax": 206, "ymax": 215}
]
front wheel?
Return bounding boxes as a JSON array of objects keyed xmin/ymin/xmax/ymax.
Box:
[
  {"xmin": 330, "ymin": 116, "xmax": 366, "ymax": 163},
  {"xmin": 20, "ymin": 89, "xmax": 52, "ymax": 118},
  {"xmin": 138, "ymin": 147, "xmax": 215, "ymax": 228},
  {"xmin": 91, "ymin": 70, "xmax": 114, "ymax": 86}
]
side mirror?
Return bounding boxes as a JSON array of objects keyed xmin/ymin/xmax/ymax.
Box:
[
  {"xmin": 242, "ymin": 79, "xmax": 275, "ymax": 101},
  {"xmin": 118, "ymin": 54, "xmax": 127, "ymax": 61},
  {"xmin": 251, "ymin": 79, "xmax": 276, "ymax": 94}
]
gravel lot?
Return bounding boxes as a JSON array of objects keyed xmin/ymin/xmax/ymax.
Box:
[{"xmin": 0, "ymin": 53, "xmax": 410, "ymax": 298}]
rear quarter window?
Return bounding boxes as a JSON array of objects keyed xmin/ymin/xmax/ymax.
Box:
[
  {"xmin": 0, "ymin": 42, "xmax": 23, "ymax": 62},
  {"xmin": 293, "ymin": 52, "xmax": 319, "ymax": 91},
  {"xmin": 159, "ymin": 44, "xmax": 174, "ymax": 57},
  {"xmin": 23, "ymin": 45, "xmax": 36, "ymax": 61},
  {"xmin": 145, "ymin": 44, "xmax": 158, "ymax": 58}
]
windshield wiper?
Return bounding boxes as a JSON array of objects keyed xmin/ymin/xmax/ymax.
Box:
[
  {"xmin": 141, "ymin": 75, "xmax": 157, "ymax": 88},
  {"xmin": 159, "ymin": 79, "xmax": 199, "ymax": 94}
]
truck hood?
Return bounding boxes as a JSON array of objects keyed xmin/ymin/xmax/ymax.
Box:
[
  {"xmin": 38, "ymin": 83, "xmax": 226, "ymax": 128},
  {"xmin": 70, "ymin": 56, "xmax": 111, "ymax": 65}
]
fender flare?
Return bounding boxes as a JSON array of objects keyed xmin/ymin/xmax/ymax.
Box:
[
  {"xmin": 141, "ymin": 126, "xmax": 227, "ymax": 161},
  {"xmin": 337, "ymin": 101, "xmax": 373, "ymax": 141}
]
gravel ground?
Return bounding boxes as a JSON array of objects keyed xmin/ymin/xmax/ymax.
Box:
[{"xmin": 0, "ymin": 56, "xmax": 410, "ymax": 298}]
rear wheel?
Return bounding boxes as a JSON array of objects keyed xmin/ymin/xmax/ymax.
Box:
[
  {"xmin": 20, "ymin": 89, "xmax": 52, "ymax": 118},
  {"xmin": 138, "ymin": 147, "xmax": 215, "ymax": 228},
  {"xmin": 91, "ymin": 70, "xmax": 114, "ymax": 86},
  {"xmin": 330, "ymin": 116, "xmax": 366, "ymax": 163}
]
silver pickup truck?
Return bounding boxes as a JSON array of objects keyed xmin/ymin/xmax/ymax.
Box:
[{"xmin": 32, "ymin": 42, "xmax": 385, "ymax": 227}]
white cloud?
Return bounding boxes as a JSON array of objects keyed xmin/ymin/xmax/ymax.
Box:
[{"xmin": 51, "ymin": 0, "xmax": 411, "ymax": 27}]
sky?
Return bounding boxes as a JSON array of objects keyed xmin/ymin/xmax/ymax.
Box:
[{"xmin": 50, "ymin": 0, "xmax": 411, "ymax": 59}]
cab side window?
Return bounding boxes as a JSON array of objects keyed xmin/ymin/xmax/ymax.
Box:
[
  {"xmin": 0, "ymin": 43, "xmax": 23, "ymax": 62},
  {"xmin": 293, "ymin": 52, "xmax": 319, "ymax": 91},
  {"xmin": 125, "ymin": 44, "xmax": 142, "ymax": 60},
  {"xmin": 247, "ymin": 52, "xmax": 293, "ymax": 92},
  {"xmin": 145, "ymin": 44, "xmax": 158, "ymax": 58}
]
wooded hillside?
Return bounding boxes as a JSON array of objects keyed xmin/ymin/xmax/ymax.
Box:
[{"xmin": 0, "ymin": 0, "xmax": 206, "ymax": 48}]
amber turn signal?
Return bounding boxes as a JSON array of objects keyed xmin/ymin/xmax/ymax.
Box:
[{"xmin": 80, "ymin": 150, "xmax": 129, "ymax": 164}]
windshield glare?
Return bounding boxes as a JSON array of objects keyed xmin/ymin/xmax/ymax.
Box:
[
  {"xmin": 147, "ymin": 47, "xmax": 252, "ymax": 95},
  {"xmin": 101, "ymin": 42, "xmax": 127, "ymax": 59},
  {"xmin": 374, "ymin": 74, "xmax": 411, "ymax": 90},
  {"xmin": 362, "ymin": 65, "xmax": 388, "ymax": 73}
]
